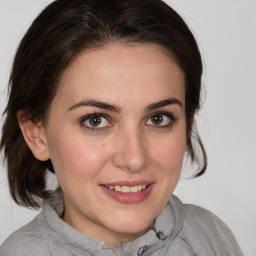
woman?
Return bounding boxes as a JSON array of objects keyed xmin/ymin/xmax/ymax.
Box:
[{"xmin": 0, "ymin": 0, "xmax": 243, "ymax": 255}]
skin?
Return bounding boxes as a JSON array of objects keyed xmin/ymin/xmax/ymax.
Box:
[{"xmin": 21, "ymin": 44, "xmax": 187, "ymax": 246}]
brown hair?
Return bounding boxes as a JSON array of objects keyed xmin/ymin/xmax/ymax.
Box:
[{"xmin": 0, "ymin": 0, "xmax": 206, "ymax": 208}]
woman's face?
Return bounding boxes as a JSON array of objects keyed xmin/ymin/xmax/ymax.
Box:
[{"xmin": 42, "ymin": 44, "xmax": 186, "ymax": 245}]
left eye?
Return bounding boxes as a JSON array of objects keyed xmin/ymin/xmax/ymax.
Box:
[
  {"xmin": 146, "ymin": 113, "xmax": 173, "ymax": 126},
  {"xmin": 82, "ymin": 114, "xmax": 110, "ymax": 128}
]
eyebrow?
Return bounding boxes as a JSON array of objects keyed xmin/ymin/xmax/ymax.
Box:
[
  {"xmin": 67, "ymin": 98, "xmax": 182, "ymax": 113},
  {"xmin": 68, "ymin": 100, "xmax": 121, "ymax": 112},
  {"xmin": 145, "ymin": 98, "xmax": 183, "ymax": 112}
]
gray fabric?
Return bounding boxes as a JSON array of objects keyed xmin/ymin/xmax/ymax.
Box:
[{"xmin": 0, "ymin": 193, "xmax": 244, "ymax": 256}]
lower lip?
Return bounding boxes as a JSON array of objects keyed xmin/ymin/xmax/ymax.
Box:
[{"xmin": 100, "ymin": 184, "xmax": 153, "ymax": 204}]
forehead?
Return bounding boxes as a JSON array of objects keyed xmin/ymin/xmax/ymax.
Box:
[{"xmin": 53, "ymin": 43, "xmax": 185, "ymax": 109}]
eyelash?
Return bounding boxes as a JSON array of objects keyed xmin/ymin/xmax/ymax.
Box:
[{"xmin": 79, "ymin": 111, "xmax": 177, "ymax": 131}]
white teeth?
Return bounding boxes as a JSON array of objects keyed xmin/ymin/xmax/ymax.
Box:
[
  {"xmin": 106, "ymin": 185, "xmax": 148, "ymax": 193},
  {"xmin": 115, "ymin": 186, "xmax": 122, "ymax": 192},
  {"xmin": 122, "ymin": 186, "xmax": 131, "ymax": 193},
  {"xmin": 130, "ymin": 186, "xmax": 138, "ymax": 193}
]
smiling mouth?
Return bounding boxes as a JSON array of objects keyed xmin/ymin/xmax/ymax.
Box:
[
  {"xmin": 101, "ymin": 183, "xmax": 153, "ymax": 203},
  {"xmin": 103, "ymin": 185, "xmax": 148, "ymax": 193}
]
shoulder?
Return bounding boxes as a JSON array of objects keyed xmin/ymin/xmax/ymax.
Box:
[
  {"xmin": 181, "ymin": 204, "xmax": 231, "ymax": 236},
  {"xmin": 180, "ymin": 203, "xmax": 244, "ymax": 255},
  {"xmin": 183, "ymin": 203, "xmax": 226, "ymax": 225},
  {"xmin": 169, "ymin": 196, "xmax": 236, "ymax": 237},
  {"xmin": 0, "ymin": 215, "xmax": 53, "ymax": 256},
  {"xmin": 182, "ymin": 203, "xmax": 233, "ymax": 235}
]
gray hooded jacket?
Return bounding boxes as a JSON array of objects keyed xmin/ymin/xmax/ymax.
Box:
[{"xmin": 0, "ymin": 193, "xmax": 243, "ymax": 256}]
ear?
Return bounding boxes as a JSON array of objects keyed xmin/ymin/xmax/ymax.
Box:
[{"xmin": 17, "ymin": 111, "xmax": 50, "ymax": 161}]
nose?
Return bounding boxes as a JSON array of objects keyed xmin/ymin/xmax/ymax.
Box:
[{"xmin": 112, "ymin": 128, "xmax": 150, "ymax": 173}]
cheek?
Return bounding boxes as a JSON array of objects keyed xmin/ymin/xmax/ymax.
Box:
[
  {"xmin": 47, "ymin": 133, "xmax": 111, "ymax": 179},
  {"xmin": 151, "ymin": 133, "xmax": 186, "ymax": 171}
]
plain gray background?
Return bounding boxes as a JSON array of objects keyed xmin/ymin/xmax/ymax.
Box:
[{"xmin": 0, "ymin": 1, "xmax": 255, "ymax": 255}]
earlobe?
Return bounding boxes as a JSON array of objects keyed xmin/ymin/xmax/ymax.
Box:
[{"xmin": 17, "ymin": 111, "xmax": 50, "ymax": 161}]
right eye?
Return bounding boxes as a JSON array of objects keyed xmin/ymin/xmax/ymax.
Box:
[{"xmin": 80, "ymin": 113, "xmax": 111, "ymax": 130}]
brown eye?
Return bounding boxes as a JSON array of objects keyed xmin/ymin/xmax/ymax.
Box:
[
  {"xmin": 89, "ymin": 115, "xmax": 102, "ymax": 127},
  {"xmin": 151, "ymin": 114, "xmax": 163, "ymax": 125},
  {"xmin": 81, "ymin": 114, "xmax": 110, "ymax": 129},
  {"xmin": 146, "ymin": 112, "xmax": 175, "ymax": 127}
]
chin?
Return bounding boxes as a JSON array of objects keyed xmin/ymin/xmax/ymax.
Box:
[{"xmin": 106, "ymin": 212, "xmax": 153, "ymax": 235}]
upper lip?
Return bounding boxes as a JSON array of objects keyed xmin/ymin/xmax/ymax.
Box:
[{"xmin": 102, "ymin": 180, "xmax": 154, "ymax": 186}]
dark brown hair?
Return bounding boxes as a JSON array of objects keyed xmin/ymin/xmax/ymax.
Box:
[{"xmin": 0, "ymin": 0, "xmax": 206, "ymax": 208}]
